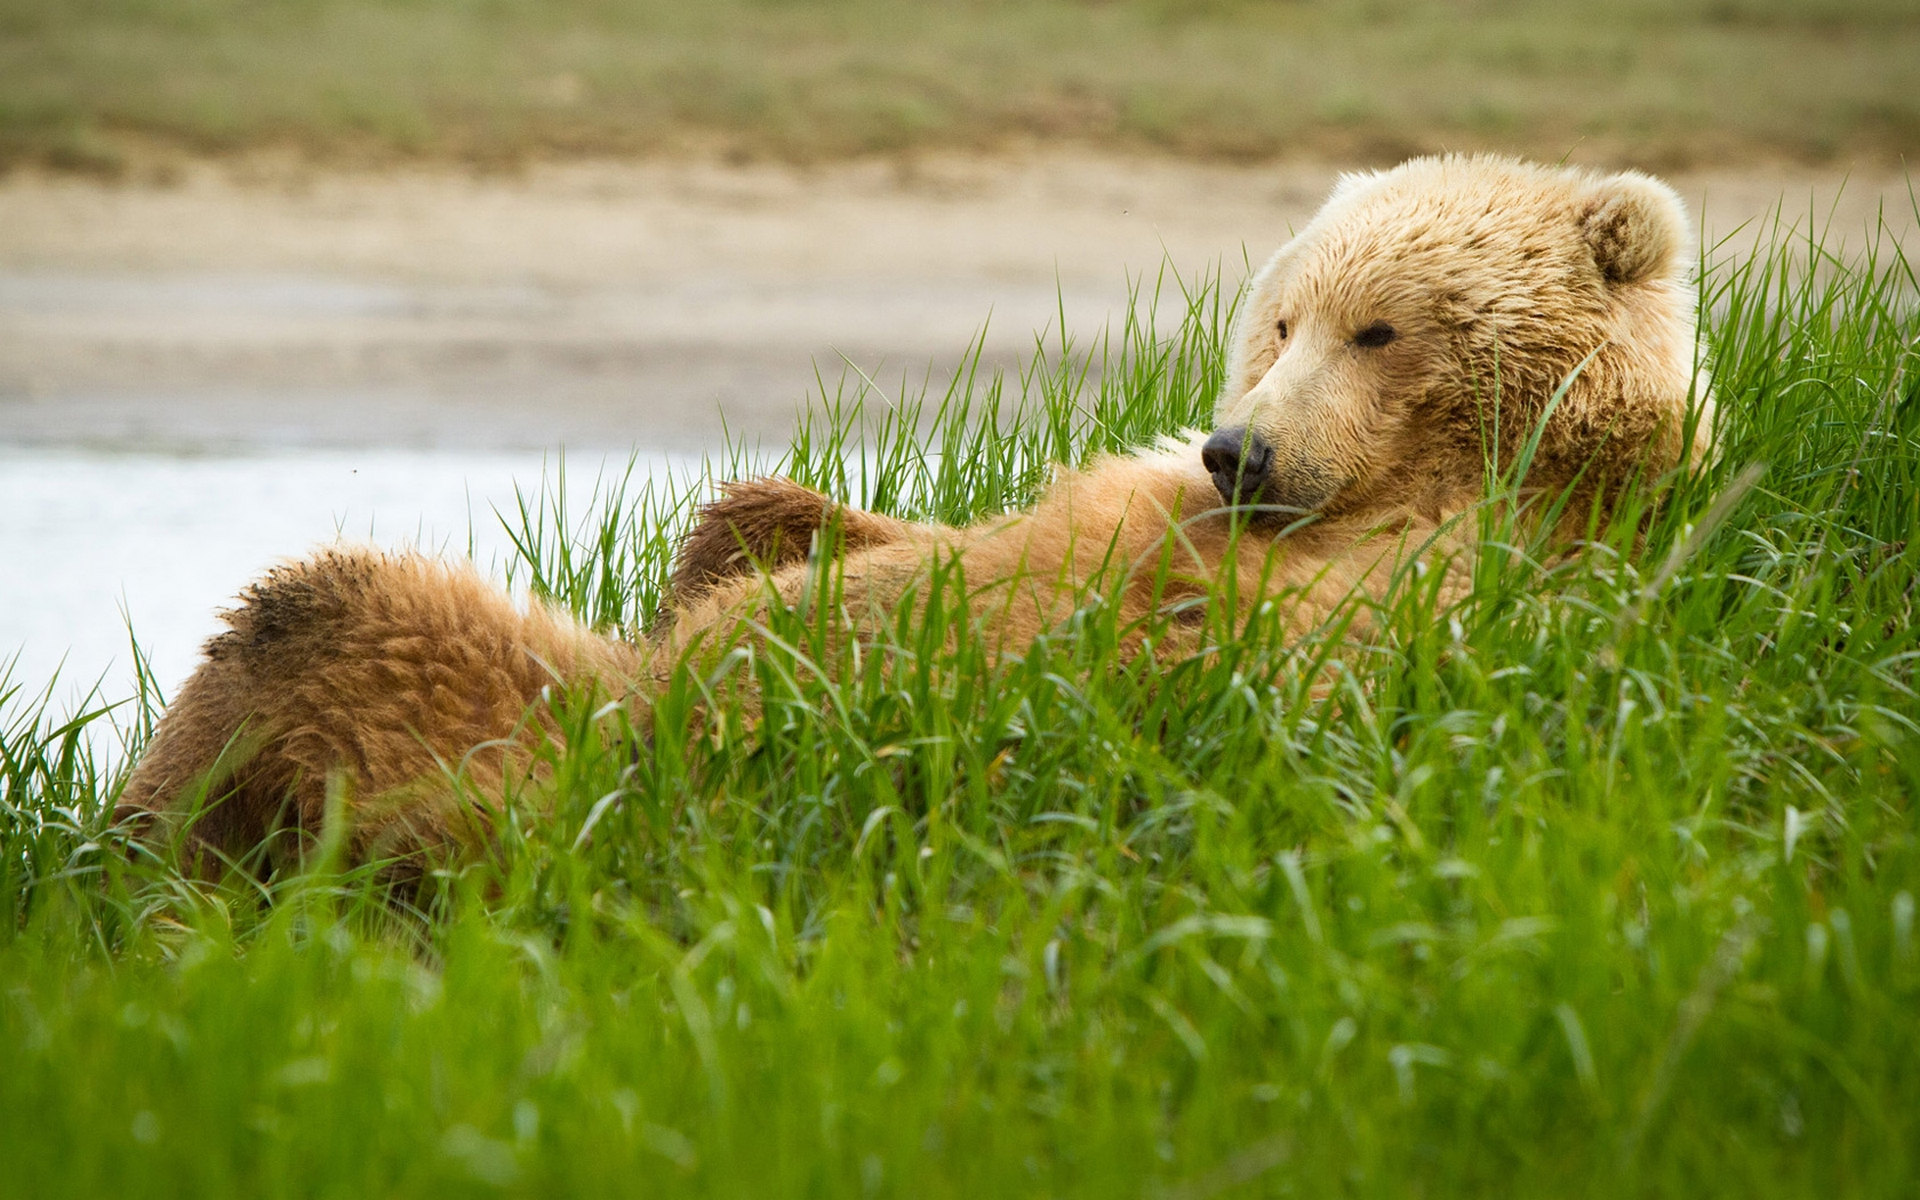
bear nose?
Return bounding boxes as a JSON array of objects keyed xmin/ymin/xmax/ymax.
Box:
[{"xmin": 1201, "ymin": 425, "xmax": 1273, "ymax": 507}]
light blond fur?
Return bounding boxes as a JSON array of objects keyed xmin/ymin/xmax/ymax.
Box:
[
  {"xmin": 120, "ymin": 154, "xmax": 1712, "ymax": 872},
  {"xmin": 1220, "ymin": 156, "xmax": 1711, "ymax": 529}
]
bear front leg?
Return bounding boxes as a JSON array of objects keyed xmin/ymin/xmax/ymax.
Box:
[{"xmin": 666, "ymin": 476, "xmax": 928, "ymax": 606}]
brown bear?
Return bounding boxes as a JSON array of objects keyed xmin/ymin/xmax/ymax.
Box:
[
  {"xmin": 661, "ymin": 154, "xmax": 1712, "ymax": 659},
  {"xmin": 117, "ymin": 154, "xmax": 1713, "ymax": 874}
]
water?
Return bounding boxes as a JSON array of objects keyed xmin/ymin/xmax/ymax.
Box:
[{"xmin": 0, "ymin": 446, "xmax": 704, "ymax": 714}]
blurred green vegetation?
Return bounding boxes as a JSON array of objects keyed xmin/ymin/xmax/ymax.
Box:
[{"xmin": 1, "ymin": 0, "xmax": 1915, "ymax": 172}]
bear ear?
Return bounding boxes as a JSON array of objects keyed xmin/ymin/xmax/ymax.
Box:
[{"xmin": 1581, "ymin": 171, "xmax": 1689, "ymax": 286}]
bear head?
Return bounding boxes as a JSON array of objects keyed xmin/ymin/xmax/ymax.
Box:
[{"xmin": 1207, "ymin": 155, "xmax": 1712, "ymax": 526}]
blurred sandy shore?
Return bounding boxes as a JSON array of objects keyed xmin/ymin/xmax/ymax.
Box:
[{"xmin": 2, "ymin": 153, "xmax": 1911, "ymax": 454}]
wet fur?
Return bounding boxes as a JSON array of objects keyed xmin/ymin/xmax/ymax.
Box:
[{"xmin": 117, "ymin": 550, "xmax": 648, "ymax": 875}]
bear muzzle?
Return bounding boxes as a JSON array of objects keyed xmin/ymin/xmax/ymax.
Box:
[
  {"xmin": 1201, "ymin": 425, "xmax": 1270, "ymax": 506},
  {"xmin": 1201, "ymin": 426, "xmax": 1341, "ymax": 518}
]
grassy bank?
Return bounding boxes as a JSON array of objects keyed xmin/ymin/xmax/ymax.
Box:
[
  {"xmin": 4, "ymin": 214, "xmax": 1920, "ymax": 1195},
  {"xmin": 2, "ymin": 0, "xmax": 1917, "ymax": 174}
]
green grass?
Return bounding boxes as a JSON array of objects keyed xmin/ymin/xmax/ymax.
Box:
[
  {"xmin": 2, "ymin": 0, "xmax": 1917, "ymax": 174},
  {"xmin": 4, "ymin": 208, "xmax": 1919, "ymax": 1196}
]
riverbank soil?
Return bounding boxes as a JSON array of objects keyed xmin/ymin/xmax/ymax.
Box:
[{"xmin": 2, "ymin": 154, "xmax": 1910, "ymax": 453}]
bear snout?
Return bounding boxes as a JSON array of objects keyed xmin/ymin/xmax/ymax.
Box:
[
  {"xmin": 1202, "ymin": 425, "xmax": 1345, "ymax": 517},
  {"xmin": 1202, "ymin": 425, "xmax": 1275, "ymax": 508}
]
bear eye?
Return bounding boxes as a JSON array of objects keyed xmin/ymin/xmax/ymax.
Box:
[
  {"xmin": 1275, "ymin": 319, "xmax": 1289, "ymax": 340},
  {"xmin": 1353, "ymin": 322, "xmax": 1397, "ymax": 348}
]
